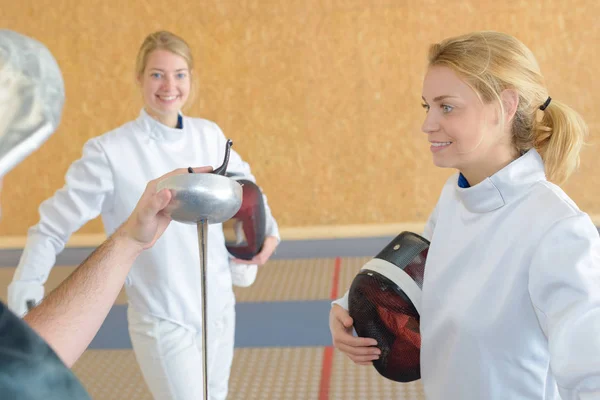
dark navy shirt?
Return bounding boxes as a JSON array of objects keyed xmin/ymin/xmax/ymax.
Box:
[
  {"xmin": 458, "ymin": 173, "xmax": 471, "ymax": 188},
  {"xmin": 0, "ymin": 301, "xmax": 91, "ymax": 399}
]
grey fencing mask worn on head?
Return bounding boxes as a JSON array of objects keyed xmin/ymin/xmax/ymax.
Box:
[
  {"xmin": 0, "ymin": 30, "xmax": 65, "ymax": 178},
  {"xmin": 348, "ymin": 231, "xmax": 429, "ymax": 383},
  {"xmin": 0, "ymin": 30, "xmax": 65, "ymax": 311},
  {"xmin": 0, "ymin": 31, "xmax": 92, "ymax": 400}
]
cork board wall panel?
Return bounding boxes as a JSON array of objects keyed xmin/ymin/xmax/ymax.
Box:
[{"xmin": 1, "ymin": 0, "xmax": 598, "ymax": 235}]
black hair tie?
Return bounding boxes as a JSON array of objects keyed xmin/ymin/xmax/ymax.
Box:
[
  {"xmin": 539, "ymin": 96, "xmax": 552, "ymax": 111},
  {"xmin": 187, "ymin": 167, "xmax": 194, "ymax": 173}
]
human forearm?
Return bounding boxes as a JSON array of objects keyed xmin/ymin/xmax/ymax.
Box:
[
  {"xmin": 21, "ymin": 165, "xmax": 210, "ymax": 368},
  {"xmin": 24, "ymin": 231, "xmax": 142, "ymax": 367}
]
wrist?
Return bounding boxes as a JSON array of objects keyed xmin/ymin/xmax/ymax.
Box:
[
  {"xmin": 111, "ymin": 228, "xmax": 145, "ymax": 259},
  {"xmin": 268, "ymin": 235, "xmax": 280, "ymax": 245},
  {"xmin": 266, "ymin": 235, "xmax": 279, "ymax": 248}
]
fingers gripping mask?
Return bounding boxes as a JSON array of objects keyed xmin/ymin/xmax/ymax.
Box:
[
  {"xmin": 0, "ymin": 30, "xmax": 65, "ymax": 177},
  {"xmin": 348, "ymin": 231, "xmax": 429, "ymax": 382}
]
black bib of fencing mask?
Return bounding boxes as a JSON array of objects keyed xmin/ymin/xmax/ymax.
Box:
[
  {"xmin": 348, "ymin": 231, "xmax": 429, "ymax": 383},
  {"xmin": 222, "ymin": 174, "xmax": 267, "ymax": 260}
]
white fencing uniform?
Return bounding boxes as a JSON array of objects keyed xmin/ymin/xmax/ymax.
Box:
[
  {"xmin": 335, "ymin": 149, "xmax": 600, "ymax": 399},
  {"xmin": 8, "ymin": 109, "xmax": 280, "ymax": 399}
]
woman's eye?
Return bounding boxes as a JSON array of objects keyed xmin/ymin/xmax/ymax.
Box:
[
  {"xmin": 421, "ymin": 103, "xmax": 430, "ymax": 112},
  {"xmin": 442, "ymin": 104, "xmax": 454, "ymax": 113}
]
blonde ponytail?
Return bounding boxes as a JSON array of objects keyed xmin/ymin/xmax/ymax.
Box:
[{"xmin": 533, "ymin": 99, "xmax": 588, "ymax": 185}]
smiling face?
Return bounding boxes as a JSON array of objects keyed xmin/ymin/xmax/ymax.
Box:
[
  {"xmin": 420, "ymin": 65, "xmax": 517, "ymax": 184},
  {"xmin": 138, "ymin": 49, "xmax": 191, "ymax": 127}
]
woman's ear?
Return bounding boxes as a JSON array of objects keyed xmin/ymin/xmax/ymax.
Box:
[{"xmin": 500, "ymin": 89, "xmax": 519, "ymax": 124}]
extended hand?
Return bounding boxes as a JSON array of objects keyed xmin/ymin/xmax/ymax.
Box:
[{"xmin": 117, "ymin": 166, "xmax": 213, "ymax": 250}]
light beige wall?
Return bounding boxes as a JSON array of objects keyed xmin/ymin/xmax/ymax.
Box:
[{"xmin": 1, "ymin": 1, "xmax": 598, "ymax": 239}]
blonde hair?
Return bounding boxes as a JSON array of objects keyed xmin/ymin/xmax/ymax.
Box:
[
  {"xmin": 135, "ymin": 31, "xmax": 197, "ymax": 106},
  {"xmin": 428, "ymin": 31, "xmax": 588, "ymax": 185}
]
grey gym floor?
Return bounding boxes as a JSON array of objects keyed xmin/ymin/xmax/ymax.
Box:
[{"xmin": 0, "ymin": 237, "xmax": 430, "ymax": 399}]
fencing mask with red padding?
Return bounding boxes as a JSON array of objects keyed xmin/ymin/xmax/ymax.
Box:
[
  {"xmin": 348, "ymin": 231, "xmax": 429, "ymax": 383},
  {"xmin": 222, "ymin": 174, "xmax": 266, "ymax": 260}
]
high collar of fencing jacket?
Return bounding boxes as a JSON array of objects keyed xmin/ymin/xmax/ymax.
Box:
[{"xmin": 455, "ymin": 148, "xmax": 547, "ymax": 214}]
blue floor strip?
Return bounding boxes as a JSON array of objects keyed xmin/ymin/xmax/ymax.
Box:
[
  {"xmin": 88, "ymin": 300, "xmax": 334, "ymax": 350},
  {"xmin": 4, "ymin": 228, "xmax": 599, "ymax": 267},
  {"xmin": 0, "ymin": 236, "xmax": 398, "ymax": 267}
]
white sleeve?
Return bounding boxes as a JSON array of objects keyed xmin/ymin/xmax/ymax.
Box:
[
  {"xmin": 332, "ymin": 290, "xmax": 349, "ymax": 310},
  {"xmin": 528, "ymin": 214, "xmax": 600, "ymax": 399},
  {"xmin": 8, "ymin": 138, "xmax": 114, "ymax": 315},
  {"xmin": 213, "ymin": 124, "xmax": 281, "ymax": 243}
]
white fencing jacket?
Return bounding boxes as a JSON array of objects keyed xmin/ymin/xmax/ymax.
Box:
[
  {"xmin": 8, "ymin": 109, "xmax": 280, "ymax": 330},
  {"xmin": 335, "ymin": 149, "xmax": 600, "ymax": 399}
]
